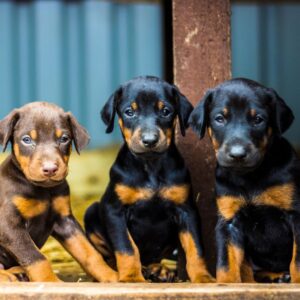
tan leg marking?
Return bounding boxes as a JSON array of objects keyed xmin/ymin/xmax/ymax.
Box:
[
  {"xmin": 290, "ymin": 241, "xmax": 300, "ymax": 283},
  {"xmin": 115, "ymin": 232, "xmax": 145, "ymax": 282},
  {"xmin": 0, "ymin": 270, "xmax": 18, "ymax": 282},
  {"xmin": 89, "ymin": 233, "xmax": 112, "ymax": 258},
  {"xmin": 179, "ymin": 232, "xmax": 215, "ymax": 283},
  {"xmin": 217, "ymin": 243, "xmax": 243, "ymax": 283},
  {"xmin": 24, "ymin": 260, "xmax": 60, "ymax": 282},
  {"xmin": 62, "ymin": 232, "xmax": 118, "ymax": 282},
  {"xmin": 241, "ymin": 260, "xmax": 255, "ymax": 283}
]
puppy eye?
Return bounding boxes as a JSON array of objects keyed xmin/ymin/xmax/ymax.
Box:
[
  {"xmin": 59, "ymin": 134, "xmax": 70, "ymax": 144},
  {"xmin": 124, "ymin": 108, "xmax": 135, "ymax": 117},
  {"xmin": 21, "ymin": 135, "xmax": 32, "ymax": 145},
  {"xmin": 161, "ymin": 107, "xmax": 171, "ymax": 117},
  {"xmin": 215, "ymin": 114, "xmax": 225, "ymax": 124},
  {"xmin": 253, "ymin": 115, "xmax": 264, "ymax": 126}
]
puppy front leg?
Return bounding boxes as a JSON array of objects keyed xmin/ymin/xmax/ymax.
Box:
[
  {"xmin": 104, "ymin": 204, "xmax": 145, "ymax": 282},
  {"xmin": 216, "ymin": 219, "xmax": 244, "ymax": 283},
  {"xmin": 289, "ymin": 212, "xmax": 300, "ymax": 283},
  {"xmin": 176, "ymin": 205, "xmax": 215, "ymax": 283},
  {"xmin": 0, "ymin": 226, "xmax": 59, "ymax": 282},
  {"xmin": 52, "ymin": 213, "xmax": 118, "ymax": 283}
]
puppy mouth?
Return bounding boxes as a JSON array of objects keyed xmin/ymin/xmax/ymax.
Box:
[
  {"xmin": 30, "ymin": 178, "xmax": 66, "ymax": 187},
  {"xmin": 128, "ymin": 143, "xmax": 169, "ymax": 156},
  {"xmin": 217, "ymin": 153, "xmax": 264, "ymax": 171},
  {"xmin": 27, "ymin": 171, "xmax": 68, "ymax": 187}
]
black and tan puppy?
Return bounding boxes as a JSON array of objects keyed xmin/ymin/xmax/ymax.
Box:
[
  {"xmin": 84, "ymin": 76, "xmax": 214, "ymax": 283},
  {"xmin": 0, "ymin": 102, "xmax": 118, "ymax": 282},
  {"xmin": 189, "ymin": 78, "xmax": 300, "ymax": 283}
]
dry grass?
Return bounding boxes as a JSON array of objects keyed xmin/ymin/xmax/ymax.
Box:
[{"xmin": 0, "ymin": 146, "xmax": 119, "ymax": 281}]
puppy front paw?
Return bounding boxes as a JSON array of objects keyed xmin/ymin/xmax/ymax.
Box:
[
  {"xmin": 192, "ymin": 273, "xmax": 216, "ymax": 283},
  {"xmin": 0, "ymin": 270, "xmax": 18, "ymax": 282}
]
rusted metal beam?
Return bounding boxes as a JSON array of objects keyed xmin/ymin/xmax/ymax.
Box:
[
  {"xmin": 173, "ymin": 0, "xmax": 231, "ymax": 275},
  {"xmin": 1, "ymin": 283, "xmax": 300, "ymax": 299}
]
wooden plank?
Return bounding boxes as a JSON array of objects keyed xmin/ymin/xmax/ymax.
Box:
[
  {"xmin": 0, "ymin": 283, "xmax": 300, "ymax": 299},
  {"xmin": 173, "ymin": 0, "xmax": 231, "ymax": 275}
]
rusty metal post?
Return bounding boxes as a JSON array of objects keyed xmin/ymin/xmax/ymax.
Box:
[{"xmin": 173, "ymin": 0, "xmax": 231, "ymax": 275}]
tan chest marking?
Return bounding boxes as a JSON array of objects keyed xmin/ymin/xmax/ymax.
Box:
[
  {"xmin": 253, "ymin": 183, "xmax": 294, "ymax": 210},
  {"xmin": 115, "ymin": 184, "xmax": 154, "ymax": 205},
  {"xmin": 12, "ymin": 196, "xmax": 49, "ymax": 219},
  {"xmin": 52, "ymin": 196, "xmax": 71, "ymax": 216},
  {"xmin": 217, "ymin": 196, "xmax": 246, "ymax": 220},
  {"xmin": 159, "ymin": 184, "xmax": 190, "ymax": 204},
  {"xmin": 115, "ymin": 184, "xmax": 190, "ymax": 205},
  {"xmin": 217, "ymin": 183, "xmax": 294, "ymax": 220}
]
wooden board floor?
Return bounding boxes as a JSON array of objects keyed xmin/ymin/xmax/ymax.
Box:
[{"xmin": 0, "ymin": 283, "xmax": 300, "ymax": 300}]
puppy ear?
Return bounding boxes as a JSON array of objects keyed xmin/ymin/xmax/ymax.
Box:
[
  {"xmin": 101, "ymin": 87, "xmax": 122, "ymax": 134},
  {"xmin": 172, "ymin": 85, "xmax": 194, "ymax": 136},
  {"xmin": 0, "ymin": 109, "xmax": 19, "ymax": 152},
  {"xmin": 67, "ymin": 112, "xmax": 90, "ymax": 154},
  {"xmin": 268, "ymin": 88, "xmax": 294, "ymax": 135},
  {"xmin": 188, "ymin": 89, "xmax": 213, "ymax": 139}
]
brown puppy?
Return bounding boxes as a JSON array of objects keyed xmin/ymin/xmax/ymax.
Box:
[{"xmin": 0, "ymin": 102, "xmax": 118, "ymax": 282}]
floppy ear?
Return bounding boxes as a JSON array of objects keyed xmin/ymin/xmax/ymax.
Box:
[
  {"xmin": 0, "ymin": 109, "xmax": 20, "ymax": 152},
  {"xmin": 188, "ymin": 89, "xmax": 213, "ymax": 139},
  {"xmin": 172, "ymin": 85, "xmax": 194, "ymax": 136},
  {"xmin": 101, "ymin": 87, "xmax": 122, "ymax": 134},
  {"xmin": 67, "ymin": 112, "xmax": 90, "ymax": 154},
  {"xmin": 268, "ymin": 88, "xmax": 294, "ymax": 135}
]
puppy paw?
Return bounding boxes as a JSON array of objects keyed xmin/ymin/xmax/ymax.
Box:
[
  {"xmin": 119, "ymin": 272, "xmax": 146, "ymax": 283},
  {"xmin": 99, "ymin": 270, "xmax": 119, "ymax": 283},
  {"xmin": 192, "ymin": 273, "xmax": 216, "ymax": 283},
  {"xmin": 0, "ymin": 270, "xmax": 18, "ymax": 282}
]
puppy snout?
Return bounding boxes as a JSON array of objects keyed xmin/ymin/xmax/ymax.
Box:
[
  {"xmin": 141, "ymin": 132, "xmax": 159, "ymax": 148},
  {"xmin": 228, "ymin": 145, "xmax": 247, "ymax": 160},
  {"xmin": 42, "ymin": 161, "xmax": 58, "ymax": 177}
]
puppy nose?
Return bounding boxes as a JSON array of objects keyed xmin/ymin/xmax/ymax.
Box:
[
  {"xmin": 42, "ymin": 161, "xmax": 58, "ymax": 177},
  {"xmin": 142, "ymin": 132, "xmax": 159, "ymax": 148},
  {"xmin": 228, "ymin": 145, "xmax": 247, "ymax": 160}
]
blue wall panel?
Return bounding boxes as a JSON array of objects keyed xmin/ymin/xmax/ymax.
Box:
[
  {"xmin": 0, "ymin": 0, "xmax": 163, "ymax": 147},
  {"xmin": 231, "ymin": 3, "xmax": 300, "ymax": 147}
]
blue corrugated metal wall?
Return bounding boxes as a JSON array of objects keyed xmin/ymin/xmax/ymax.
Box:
[
  {"xmin": 231, "ymin": 3, "xmax": 300, "ymax": 147},
  {"xmin": 0, "ymin": 0, "xmax": 163, "ymax": 147}
]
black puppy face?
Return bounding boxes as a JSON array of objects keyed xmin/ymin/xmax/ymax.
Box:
[
  {"xmin": 101, "ymin": 76, "xmax": 193, "ymax": 156},
  {"xmin": 189, "ymin": 78, "xmax": 294, "ymax": 171}
]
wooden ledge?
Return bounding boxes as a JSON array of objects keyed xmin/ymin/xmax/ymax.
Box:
[{"xmin": 1, "ymin": 283, "xmax": 300, "ymax": 299}]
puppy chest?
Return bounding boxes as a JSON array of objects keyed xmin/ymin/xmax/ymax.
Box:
[
  {"xmin": 115, "ymin": 183, "xmax": 190, "ymax": 205},
  {"xmin": 125, "ymin": 201, "xmax": 178, "ymax": 263},
  {"xmin": 217, "ymin": 183, "xmax": 295, "ymax": 220}
]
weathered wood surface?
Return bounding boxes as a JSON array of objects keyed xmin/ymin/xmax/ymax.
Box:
[
  {"xmin": 0, "ymin": 283, "xmax": 300, "ymax": 299},
  {"xmin": 173, "ymin": 0, "xmax": 231, "ymax": 275}
]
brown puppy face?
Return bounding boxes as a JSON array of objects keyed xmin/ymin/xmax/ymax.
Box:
[{"xmin": 0, "ymin": 102, "xmax": 89, "ymax": 187}]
